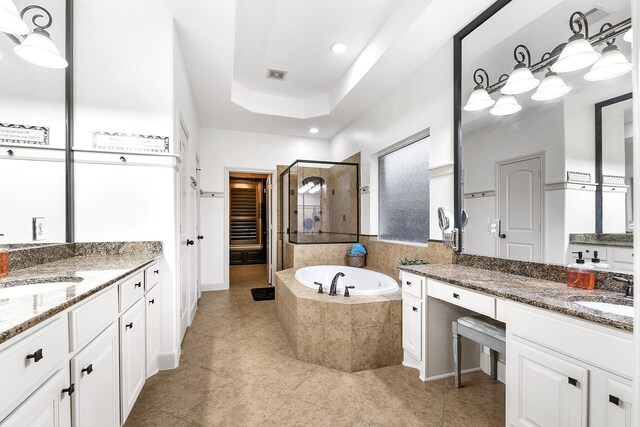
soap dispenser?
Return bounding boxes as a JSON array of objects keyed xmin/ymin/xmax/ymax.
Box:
[
  {"xmin": 567, "ymin": 251, "xmax": 595, "ymax": 290},
  {"xmin": 588, "ymin": 251, "xmax": 609, "ymax": 271}
]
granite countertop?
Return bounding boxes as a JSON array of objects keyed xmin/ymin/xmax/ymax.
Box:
[
  {"xmin": 399, "ymin": 264, "xmax": 633, "ymax": 332},
  {"xmin": 0, "ymin": 254, "xmax": 160, "ymax": 345},
  {"xmin": 569, "ymin": 233, "xmax": 633, "ymax": 247}
]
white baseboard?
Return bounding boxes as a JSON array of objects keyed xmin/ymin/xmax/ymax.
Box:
[
  {"xmin": 425, "ymin": 367, "xmax": 481, "ymax": 382},
  {"xmin": 480, "ymin": 351, "xmax": 506, "ymax": 384},
  {"xmin": 201, "ymin": 282, "xmax": 227, "ymax": 291},
  {"xmin": 158, "ymin": 351, "xmax": 179, "ymax": 371}
]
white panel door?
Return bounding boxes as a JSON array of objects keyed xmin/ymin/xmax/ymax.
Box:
[
  {"xmin": 498, "ymin": 157, "xmax": 542, "ymax": 262},
  {"xmin": 179, "ymin": 123, "xmax": 190, "ymax": 341},
  {"xmin": 402, "ymin": 297, "xmax": 422, "ymax": 361},
  {"xmin": 507, "ymin": 340, "xmax": 588, "ymax": 427},
  {"xmin": 119, "ymin": 299, "xmax": 146, "ymax": 424},
  {"xmin": 1, "ymin": 367, "xmax": 71, "ymax": 427},
  {"xmin": 146, "ymin": 285, "xmax": 161, "ymax": 377},
  {"xmin": 71, "ymin": 323, "xmax": 119, "ymax": 427}
]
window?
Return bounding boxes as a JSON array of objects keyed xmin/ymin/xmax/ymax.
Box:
[{"xmin": 378, "ymin": 134, "xmax": 429, "ymax": 243}]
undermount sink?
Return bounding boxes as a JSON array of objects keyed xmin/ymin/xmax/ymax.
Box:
[
  {"xmin": 0, "ymin": 282, "xmax": 79, "ymax": 298},
  {"xmin": 575, "ymin": 301, "xmax": 634, "ymax": 318}
]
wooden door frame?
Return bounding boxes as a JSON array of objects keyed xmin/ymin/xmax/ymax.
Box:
[
  {"xmin": 495, "ymin": 153, "xmax": 545, "ymax": 261},
  {"xmin": 224, "ymin": 167, "xmax": 275, "ymax": 289}
]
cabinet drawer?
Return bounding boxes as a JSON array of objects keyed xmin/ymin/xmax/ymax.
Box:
[
  {"xmin": 401, "ymin": 273, "xmax": 424, "ymax": 299},
  {"xmin": 144, "ymin": 262, "xmax": 160, "ymax": 292},
  {"xmin": 0, "ymin": 317, "xmax": 69, "ymax": 418},
  {"xmin": 119, "ymin": 271, "xmax": 145, "ymax": 312},
  {"xmin": 69, "ymin": 286, "xmax": 118, "ymax": 352},
  {"xmin": 427, "ymin": 279, "xmax": 495, "ymax": 318},
  {"xmin": 611, "ymin": 248, "xmax": 634, "ymax": 264}
]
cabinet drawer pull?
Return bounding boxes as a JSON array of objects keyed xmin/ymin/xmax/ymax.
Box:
[
  {"xmin": 453, "ymin": 293, "xmax": 460, "ymax": 299},
  {"xmin": 26, "ymin": 348, "xmax": 44, "ymax": 363},
  {"xmin": 125, "ymin": 322, "xmax": 134, "ymax": 330},
  {"xmin": 82, "ymin": 364, "xmax": 94, "ymax": 375},
  {"xmin": 609, "ymin": 395, "xmax": 620, "ymax": 406},
  {"xmin": 149, "ymin": 299, "xmax": 155, "ymax": 305},
  {"xmin": 62, "ymin": 384, "xmax": 75, "ymax": 396},
  {"xmin": 134, "ymin": 282, "xmax": 142, "ymax": 288},
  {"xmin": 568, "ymin": 377, "xmax": 578, "ymax": 387},
  {"xmin": 412, "ymin": 306, "xmax": 418, "ymax": 312}
]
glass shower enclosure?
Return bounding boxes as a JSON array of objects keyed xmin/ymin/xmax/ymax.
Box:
[{"xmin": 280, "ymin": 160, "xmax": 359, "ymax": 244}]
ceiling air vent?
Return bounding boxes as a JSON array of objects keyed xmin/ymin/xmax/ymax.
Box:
[
  {"xmin": 266, "ymin": 68, "xmax": 287, "ymax": 81},
  {"xmin": 576, "ymin": 7, "xmax": 611, "ymax": 26}
]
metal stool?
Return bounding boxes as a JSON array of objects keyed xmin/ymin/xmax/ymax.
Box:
[{"xmin": 452, "ymin": 316, "xmax": 506, "ymax": 388}]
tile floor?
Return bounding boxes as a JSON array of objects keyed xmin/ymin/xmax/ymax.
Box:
[{"xmin": 125, "ymin": 264, "xmax": 505, "ymax": 427}]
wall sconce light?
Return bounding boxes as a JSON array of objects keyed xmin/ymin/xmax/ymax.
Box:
[
  {"xmin": 463, "ymin": 10, "xmax": 631, "ymax": 117},
  {"xmin": 552, "ymin": 12, "xmax": 600, "ymax": 73},
  {"xmin": 463, "ymin": 68, "xmax": 495, "ymax": 111},
  {"xmin": 501, "ymin": 45, "xmax": 539, "ymax": 95},
  {"xmin": 584, "ymin": 23, "xmax": 632, "ymax": 81},
  {"xmin": 2, "ymin": 2, "xmax": 67, "ymax": 68}
]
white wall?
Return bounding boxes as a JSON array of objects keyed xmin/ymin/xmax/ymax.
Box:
[
  {"xmin": 330, "ymin": 41, "xmax": 454, "ymax": 240},
  {"xmin": 199, "ymin": 128, "xmax": 331, "ymax": 289},
  {"xmin": 74, "ymin": 0, "xmax": 199, "ymax": 369}
]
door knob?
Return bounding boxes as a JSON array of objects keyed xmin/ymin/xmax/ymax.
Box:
[
  {"xmin": 197, "ymin": 235, "xmax": 204, "ymax": 240},
  {"xmin": 500, "ymin": 234, "xmax": 507, "ymax": 239},
  {"xmin": 186, "ymin": 239, "xmax": 195, "ymax": 246}
]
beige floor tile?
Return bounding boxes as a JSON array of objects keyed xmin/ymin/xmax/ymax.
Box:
[{"xmin": 126, "ymin": 264, "xmax": 505, "ymax": 427}]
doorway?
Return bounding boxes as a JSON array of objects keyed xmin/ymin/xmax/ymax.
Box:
[
  {"xmin": 497, "ymin": 155, "xmax": 543, "ymax": 262},
  {"xmin": 228, "ymin": 172, "xmax": 271, "ymax": 276}
]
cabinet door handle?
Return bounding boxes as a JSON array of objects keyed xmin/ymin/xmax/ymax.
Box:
[
  {"xmin": 134, "ymin": 282, "xmax": 142, "ymax": 288},
  {"xmin": 62, "ymin": 384, "xmax": 75, "ymax": 396},
  {"xmin": 406, "ymin": 281, "xmax": 412, "ymax": 286},
  {"xmin": 153, "ymin": 269, "xmax": 159, "ymax": 274},
  {"xmin": 26, "ymin": 348, "xmax": 44, "ymax": 363},
  {"xmin": 125, "ymin": 322, "xmax": 134, "ymax": 330},
  {"xmin": 412, "ymin": 306, "xmax": 418, "ymax": 312},
  {"xmin": 149, "ymin": 299, "xmax": 155, "ymax": 305},
  {"xmin": 186, "ymin": 239, "xmax": 195, "ymax": 246},
  {"xmin": 609, "ymin": 395, "xmax": 620, "ymax": 406},
  {"xmin": 82, "ymin": 364, "xmax": 94, "ymax": 375},
  {"xmin": 453, "ymin": 293, "xmax": 460, "ymax": 299},
  {"xmin": 568, "ymin": 377, "xmax": 578, "ymax": 387}
]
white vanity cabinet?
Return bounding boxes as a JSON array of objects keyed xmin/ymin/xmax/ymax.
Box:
[
  {"xmin": 0, "ymin": 259, "xmax": 162, "ymax": 427},
  {"xmin": 1, "ymin": 366, "xmax": 72, "ymax": 427},
  {"xmin": 507, "ymin": 302, "xmax": 634, "ymax": 427},
  {"xmin": 144, "ymin": 263, "xmax": 161, "ymax": 377},
  {"xmin": 119, "ymin": 299, "xmax": 147, "ymax": 422},
  {"xmin": 71, "ymin": 323, "xmax": 120, "ymax": 427}
]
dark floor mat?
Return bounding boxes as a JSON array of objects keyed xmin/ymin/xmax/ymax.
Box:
[{"xmin": 251, "ymin": 287, "xmax": 275, "ymax": 301}]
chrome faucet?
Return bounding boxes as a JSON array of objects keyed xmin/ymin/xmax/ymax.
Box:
[
  {"xmin": 613, "ymin": 277, "xmax": 634, "ymax": 299},
  {"xmin": 329, "ymin": 272, "xmax": 345, "ymax": 296}
]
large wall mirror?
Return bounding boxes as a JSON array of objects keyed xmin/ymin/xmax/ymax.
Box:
[
  {"xmin": 455, "ymin": 0, "xmax": 633, "ymax": 271},
  {"xmin": 0, "ymin": 0, "xmax": 71, "ymax": 246}
]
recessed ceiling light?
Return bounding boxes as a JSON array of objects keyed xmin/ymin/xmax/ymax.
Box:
[
  {"xmin": 330, "ymin": 43, "xmax": 347, "ymax": 54},
  {"xmin": 309, "ymin": 127, "xmax": 319, "ymax": 134}
]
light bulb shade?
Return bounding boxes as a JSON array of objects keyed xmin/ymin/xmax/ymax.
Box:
[
  {"xmin": 551, "ymin": 36, "xmax": 600, "ymax": 73},
  {"xmin": 490, "ymin": 95, "xmax": 522, "ymax": 116},
  {"xmin": 308, "ymin": 185, "xmax": 321, "ymax": 194},
  {"xmin": 14, "ymin": 30, "xmax": 68, "ymax": 69},
  {"xmin": 463, "ymin": 87, "xmax": 495, "ymax": 111},
  {"xmin": 501, "ymin": 64, "xmax": 540, "ymax": 95},
  {"xmin": 583, "ymin": 45, "xmax": 631, "ymax": 81},
  {"xmin": 532, "ymin": 73, "xmax": 571, "ymax": 101},
  {"xmin": 623, "ymin": 28, "xmax": 632, "ymax": 43},
  {"xmin": 0, "ymin": 0, "xmax": 28, "ymax": 35}
]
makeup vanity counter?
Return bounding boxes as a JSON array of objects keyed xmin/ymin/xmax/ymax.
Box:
[
  {"xmin": 398, "ymin": 263, "xmax": 635, "ymax": 426},
  {"xmin": 398, "ymin": 263, "xmax": 633, "ymax": 331}
]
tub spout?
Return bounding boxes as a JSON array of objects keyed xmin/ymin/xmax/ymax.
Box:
[{"xmin": 329, "ymin": 272, "xmax": 345, "ymax": 296}]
